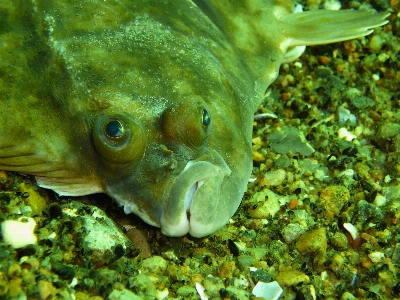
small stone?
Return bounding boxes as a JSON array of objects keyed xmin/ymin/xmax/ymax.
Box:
[
  {"xmin": 7, "ymin": 263, "xmax": 22, "ymax": 279},
  {"xmin": 343, "ymin": 223, "xmax": 359, "ymax": 240},
  {"xmin": 392, "ymin": 243, "xmax": 400, "ymax": 265},
  {"xmin": 281, "ymin": 223, "xmax": 307, "ymax": 243},
  {"xmin": 341, "ymin": 292, "xmax": 356, "ymax": 300},
  {"xmin": 38, "ymin": 280, "xmax": 57, "ymax": 300},
  {"xmin": 1, "ymin": 218, "xmax": 37, "ymax": 249},
  {"xmin": 323, "ymin": 0, "xmax": 341, "ymax": 10},
  {"xmin": 203, "ymin": 276, "xmax": 225, "ymax": 297},
  {"xmin": 260, "ymin": 169, "xmax": 286, "ymax": 187},
  {"xmin": 253, "ymin": 151, "xmax": 266, "ymax": 162},
  {"xmin": 0, "ymin": 279, "xmax": 8, "ymax": 297},
  {"xmin": 125, "ymin": 228, "xmax": 152, "ymax": 259},
  {"xmin": 330, "ymin": 253, "xmax": 346, "ymax": 276},
  {"xmin": 252, "ymin": 281, "xmax": 283, "ymax": 300},
  {"xmin": 128, "ymin": 274, "xmax": 156, "ymax": 300},
  {"xmin": 268, "ymin": 126, "xmax": 315, "ymax": 156},
  {"xmin": 108, "ymin": 288, "xmax": 142, "ymax": 300},
  {"xmin": 177, "ymin": 285, "xmax": 197, "ymax": 297},
  {"xmin": 374, "ymin": 194, "xmax": 387, "ymax": 207},
  {"xmin": 369, "ymin": 34, "xmax": 384, "ymax": 51},
  {"xmin": 331, "ymin": 232, "xmax": 348, "ymax": 249},
  {"xmin": 52, "ymin": 264, "xmax": 76, "ymax": 281},
  {"xmin": 318, "ymin": 186, "xmax": 350, "ymax": 219},
  {"xmin": 368, "ymin": 251, "xmax": 385, "ymax": 263},
  {"xmin": 338, "ymin": 128, "xmax": 357, "ymax": 141},
  {"xmin": 219, "ymin": 261, "xmax": 236, "ymax": 279},
  {"xmin": 18, "ymin": 183, "xmax": 47, "ymax": 215},
  {"xmin": 250, "ymin": 269, "xmax": 273, "ymax": 283},
  {"xmin": 296, "ymin": 228, "xmax": 327, "ymax": 267},
  {"xmin": 276, "ymin": 269, "xmax": 310, "ymax": 286},
  {"xmin": 61, "ymin": 202, "xmax": 130, "ymax": 267},
  {"xmin": 247, "ymin": 189, "xmax": 281, "ymax": 219},
  {"xmin": 141, "ymin": 256, "xmax": 168, "ymax": 275}
]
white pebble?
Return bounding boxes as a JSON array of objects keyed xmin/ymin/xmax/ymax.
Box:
[
  {"xmin": 156, "ymin": 288, "xmax": 169, "ymax": 300},
  {"xmin": 195, "ymin": 283, "xmax": 209, "ymax": 300},
  {"xmin": 343, "ymin": 223, "xmax": 359, "ymax": 240},
  {"xmin": 338, "ymin": 128, "xmax": 357, "ymax": 141},
  {"xmin": 252, "ymin": 281, "xmax": 283, "ymax": 300},
  {"xmin": 263, "ymin": 169, "xmax": 286, "ymax": 186},
  {"xmin": 338, "ymin": 169, "xmax": 354, "ymax": 178},
  {"xmin": 368, "ymin": 251, "xmax": 385, "ymax": 263},
  {"xmin": 338, "ymin": 106, "xmax": 357, "ymax": 124},
  {"xmin": 374, "ymin": 195, "xmax": 387, "ymax": 207},
  {"xmin": 372, "ymin": 74, "xmax": 380, "ymax": 81},
  {"xmin": 384, "ymin": 175, "xmax": 392, "ymax": 183},
  {"xmin": 294, "ymin": 61, "xmax": 302, "ymax": 68},
  {"xmin": 323, "ymin": 0, "xmax": 341, "ymax": 10},
  {"xmin": 1, "ymin": 218, "xmax": 37, "ymax": 249}
]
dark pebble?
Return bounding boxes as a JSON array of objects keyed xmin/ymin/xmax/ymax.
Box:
[
  {"xmin": 49, "ymin": 205, "xmax": 63, "ymax": 219},
  {"xmin": 52, "ymin": 263, "xmax": 76, "ymax": 280}
]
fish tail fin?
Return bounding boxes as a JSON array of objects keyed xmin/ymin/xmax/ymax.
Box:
[{"xmin": 279, "ymin": 9, "xmax": 390, "ymax": 62}]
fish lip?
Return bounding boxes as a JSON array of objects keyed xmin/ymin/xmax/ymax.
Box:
[
  {"xmin": 184, "ymin": 179, "xmax": 205, "ymax": 215},
  {"xmin": 160, "ymin": 157, "xmax": 231, "ymax": 237}
]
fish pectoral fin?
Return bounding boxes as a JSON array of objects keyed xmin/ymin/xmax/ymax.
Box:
[
  {"xmin": 0, "ymin": 143, "xmax": 103, "ymax": 196},
  {"xmin": 35, "ymin": 176, "xmax": 103, "ymax": 196},
  {"xmin": 280, "ymin": 9, "xmax": 390, "ymax": 61}
]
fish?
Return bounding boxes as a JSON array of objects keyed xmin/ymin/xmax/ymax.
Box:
[{"xmin": 0, "ymin": 0, "xmax": 389, "ymax": 237}]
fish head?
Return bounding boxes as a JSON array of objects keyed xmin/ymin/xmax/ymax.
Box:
[{"xmin": 92, "ymin": 90, "xmax": 252, "ymax": 238}]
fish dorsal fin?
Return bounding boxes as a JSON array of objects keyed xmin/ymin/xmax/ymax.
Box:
[{"xmin": 278, "ymin": 7, "xmax": 390, "ymax": 62}]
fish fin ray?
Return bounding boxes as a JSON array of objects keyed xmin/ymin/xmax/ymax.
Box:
[
  {"xmin": 0, "ymin": 141, "xmax": 102, "ymax": 196},
  {"xmin": 36, "ymin": 176, "xmax": 103, "ymax": 196},
  {"xmin": 281, "ymin": 10, "xmax": 389, "ymax": 47}
]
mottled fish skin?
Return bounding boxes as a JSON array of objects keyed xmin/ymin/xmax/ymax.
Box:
[{"xmin": 0, "ymin": 0, "xmax": 389, "ymax": 237}]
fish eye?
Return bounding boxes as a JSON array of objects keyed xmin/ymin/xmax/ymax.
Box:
[
  {"xmin": 202, "ymin": 109, "xmax": 210, "ymax": 127},
  {"xmin": 94, "ymin": 113, "xmax": 146, "ymax": 166},
  {"xmin": 104, "ymin": 120, "xmax": 124, "ymax": 139}
]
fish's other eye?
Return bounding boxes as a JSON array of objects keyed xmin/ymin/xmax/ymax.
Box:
[
  {"xmin": 93, "ymin": 114, "xmax": 146, "ymax": 166},
  {"xmin": 104, "ymin": 120, "xmax": 124, "ymax": 139},
  {"xmin": 202, "ymin": 109, "xmax": 210, "ymax": 127},
  {"xmin": 162, "ymin": 95, "xmax": 211, "ymax": 148}
]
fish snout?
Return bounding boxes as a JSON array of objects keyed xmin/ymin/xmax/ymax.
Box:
[{"xmin": 160, "ymin": 151, "xmax": 231, "ymax": 237}]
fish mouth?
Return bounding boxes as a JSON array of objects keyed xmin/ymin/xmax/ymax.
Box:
[
  {"xmin": 184, "ymin": 180, "xmax": 205, "ymax": 217},
  {"xmin": 160, "ymin": 155, "xmax": 231, "ymax": 237}
]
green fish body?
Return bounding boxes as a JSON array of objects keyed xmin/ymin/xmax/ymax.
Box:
[{"xmin": 0, "ymin": 0, "xmax": 388, "ymax": 237}]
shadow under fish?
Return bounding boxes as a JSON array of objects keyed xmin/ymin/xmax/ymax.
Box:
[{"xmin": 0, "ymin": 0, "xmax": 389, "ymax": 237}]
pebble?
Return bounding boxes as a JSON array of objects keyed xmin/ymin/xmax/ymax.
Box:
[
  {"xmin": 338, "ymin": 128, "xmax": 357, "ymax": 141},
  {"xmin": 1, "ymin": 218, "xmax": 37, "ymax": 249},
  {"xmin": 260, "ymin": 169, "xmax": 286, "ymax": 187},
  {"xmin": 108, "ymin": 288, "xmax": 142, "ymax": 300},
  {"xmin": 331, "ymin": 232, "xmax": 348, "ymax": 249},
  {"xmin": 38, "ymin": 280, "xmax": 57, "ymax": 300},
  {"xmin": 252, "ymin": 281, "xmax": 283, "ymax": 300},
  {"xmin": 319, "ymin": 186, "xmax": 350, "ymax": 219},
  {"xmin": 18, "ymin": 183, "xmax": 47, "ymax": 215},
  {"xmin": 343, "ymin": 223, "xmax": 359, "ymax": 240},
  {"xmin": 141, "ymin": 256, "xmax": 168, "ymax": 275},
  {"xmin": 125, "ymin": 227, "xmax": 152, "ymax": 258},
  {"xmin": 296, "ymin": 227, "xmax": 327, "ymax": 266},
  {"xmin": 281, "ymin": 223, "xmax": 307, "ymax": 243},
  {"xmin": 276, "ymin": 269, "xmax": 310, "ymax": 286},
  {"xmin": 369, "ymin": 35, "xmax": 384, "ymax": 51},
  {"xmin": 368, "ymin": 251, "xmax": 385, "ymax": 263},
  {"xmin": 247, "ymin": 189, "xmax": 281, "ymax": 219}
]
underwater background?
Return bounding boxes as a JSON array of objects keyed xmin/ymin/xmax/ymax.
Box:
[{"xmin": 0, "ymin": 0, "xmax": 399, "ymax": 299}]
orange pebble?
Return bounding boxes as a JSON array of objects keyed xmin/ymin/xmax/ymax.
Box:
[{"xmin": 289, "ymin": 199, "xmax": 299, "ymax": 209}]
